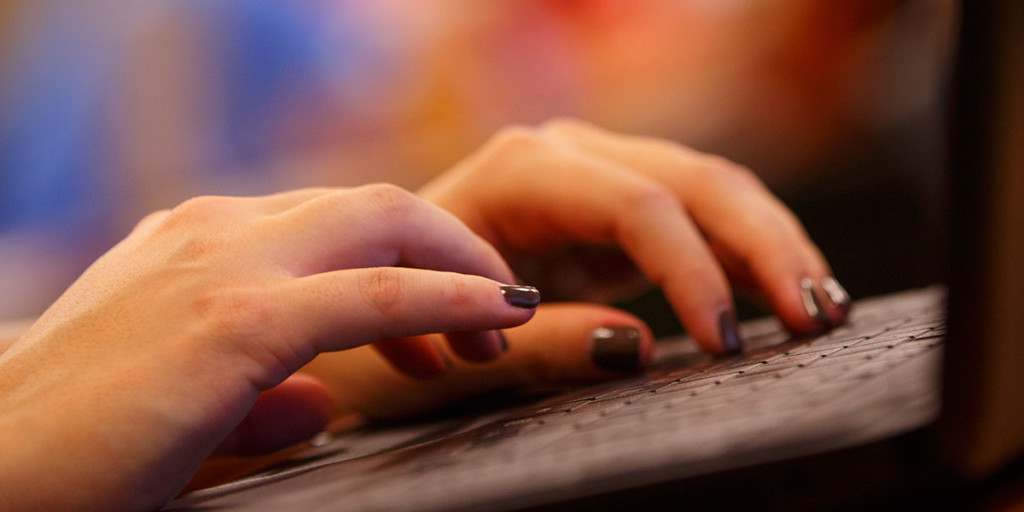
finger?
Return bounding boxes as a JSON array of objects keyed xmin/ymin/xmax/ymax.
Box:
[
  {"xmin": 237, "ymin": 268, "xmax": 538, "ymax": 385},
  {"xmin": 446, "ymin": 136, "xmax": 736, "ymax": 355},
  {"xmin": 442, "ymin": 330, "xmax": 509, "ymax": 363},
  {"xmin": 213, "ymin": 374, "xmax": 333, "ymax": 457},
  {"xmin": 304, "ymin": 303, "xmax": 654, "ymax": 422},
  {"xmin": 269, "ymin": 184, "xmax": 516, "ymax": 285},
  {"xmin": 373, "ymin": 330, "xmax": 510, "ymax": 380},
  {"xmin": 372, "ymin": 331, "xmax": 514, "ymax": 381},
  {"xmin": 499, "ymin": 303, "xmax": 655, "ymax": 381},
  {"xmin": 539, "ymin": 119, "xmax": 850, "ymax": 331},
  {"xmin": 611, "ymin": 187, "xmax": 735, "ymax": 355},
  {"xmin": 254, "ymin": 184, "xmax": 525, "ymax": 368},
  {"xmin": 373, "ymin": 336, "xmax": 449, "ymax": 379},
  {"xmin": 430, "ymin": 303, "xmax": 656, "ymax": 388}
]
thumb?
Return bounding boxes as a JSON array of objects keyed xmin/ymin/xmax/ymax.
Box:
[
  {"xmin": 299, "ymin": 303, "xmax": 654, "ymax": 422},
  {"xmin": 497, "ymin": 303, "xmax": 655, "ymax": 384},
  {"xmin": 213, "ymin": 373, "xmax": 334, "ymax": 457}
]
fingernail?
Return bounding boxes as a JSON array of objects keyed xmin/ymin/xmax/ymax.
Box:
[
  {"xmin": 591, "ymin": 326, "xmax": 642, "ymax": 373},
  {"xmin": 500, "ymin": 285, "xmax": 541, "ymax": 308},
  {"xmin": 800, "ymin": 277, "xmax": 832, "ymax": 327},
  {"xmin": 718, "ymin": 309, "xmax": 743, "ymax": 355},
  {"xmin": 822, "ymin": 276, "xmax": 851, "ymax": 308},
  {"xmin": 497, "ymin": 331, "xmax": 509, "ymax": 353}
]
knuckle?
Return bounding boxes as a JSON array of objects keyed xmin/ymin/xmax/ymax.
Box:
[
  {"xmin": 622, "ymin": 181, "xmax": 678, "ymax": 212},
  {"xmin": 169, "ymin": 195, "xmax": 231, "ymax": 222},
  {"xmin": 489, "ymin": 124, "xmax": 547, "ymax": 153},
  {"xmin": 471, "ymin": 126, "xmax": 560, "ymax": 182},
  {"xmin": 358, "ymin": 267, "xmax": 404, "ymax": 317},
  {"xmin": 358, "ymin": 183, "xmax": 417, "ymax": 221},
  {"xmin": 139, "ymin": 205, "xmax": 236, "ymax": 264},
  {"xmin": 705, "ymin": 159, "xmax": 764, "ymax": 190},
  {"xmin": 442, "ymin": 273, "xmax": 476, "ymax": 309},
  {"xmin": 161, "ymin": 197, "xmax": 240, "ymax": 241},
  {"xmin": 159, "ymin": 197, "xmax": 250, "ymax": 255},
  {"xmin": 539, "ymin": 116, "xmax": 588, "ymax": 135},
  {"xmin": 138, "ymin": 209, "xmax": 171, "ymax": 225},
  {"xmin": 131, "ymin": 209, "xmax": 172, "ymax": 232}
]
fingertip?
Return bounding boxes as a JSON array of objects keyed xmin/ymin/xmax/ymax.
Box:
[
  {"xmin": 666, "ymin": 295, "xmax": 738, "ymax": 357},
  {"xmin": 589, "ymin": 324, "xmax": 653, "ymax": 373},
  {"xmin": 579, "ymin": 310, "xmax": 656, "ymax": 374},
  {"xmin": 770, "ymin": 276, "xmax": 848, "ymax": 337},
  {"xmin": 445, "ymin": 330, "xmax": 508, "ymax": 363},
  {"xmin": 500, "ymin": 285, "xmax": 542, "ymax": 309},
  {"xmin": 498, "ymin": 304, "xmax": 653, "ymax": 383},
  {"xmin": 822, "ymin": 275, "xmax": 852, "ymax": 325},
  {"xmin": 374, "ymin": 336, "xmax": 449, "ymax": 379},
  {"xmin": 716, "ymin": 308, "xmax": 743, "ymax": 357}
]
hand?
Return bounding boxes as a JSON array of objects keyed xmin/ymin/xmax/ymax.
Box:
[
  {"xmin": 286, "ymin": 119, "xmax": 849, "ymax": 439},
  {"xmin": 0, "ymin": 185, "xmax": 538, "ymax": 511},
  {"xmin": 421, "ymin": 118, "xmax": 850, "ymax": 355}
]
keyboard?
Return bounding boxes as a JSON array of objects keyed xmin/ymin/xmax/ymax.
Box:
[{"xmin": 169, "ymin": 287, "xmax": 946, "ymax": 510}]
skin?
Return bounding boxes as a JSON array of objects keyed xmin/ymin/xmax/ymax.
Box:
[
  {"xmin": 292, "ymin": 119, "xmax": 847, "ymax": 430},
  {"xmin": 0, "ymin": 119, "xmax": 846, "ymax": 511}
]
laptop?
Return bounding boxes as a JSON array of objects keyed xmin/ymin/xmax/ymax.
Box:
[{"xmin": 165, "ymin": 2, "xmax": 1024, "ymax": 510}]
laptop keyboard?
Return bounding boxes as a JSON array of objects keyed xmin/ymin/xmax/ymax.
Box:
[
  {"xmin": 464, "ymin": 288, "xmax": 945, "ymax": 452},
  {"xmin": 169, "ymin": 288, "xmax": 946, "ymax": 508}
]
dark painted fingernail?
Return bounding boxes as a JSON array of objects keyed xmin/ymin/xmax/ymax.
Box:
[
  {"xmin": 718, "ymin": 309, "xmax": 743, "ymax": 356},
  {"xmin": 497, "ymin": 331, "xmax": 509, "ymax": 353},
  {"xmin": 822, "ymin": 276, "xmax": 851, "ymax": 309},
  {"xmin": 500, "ymin": 285, "xmax": 541, "ymax": 308},
  {"xmin": 591, "ymin": 326, "xmax": 642, "ymax": 373},
  {"xmin": 800, "ymin": 278, "xmax": 832, "ymax": 327}
]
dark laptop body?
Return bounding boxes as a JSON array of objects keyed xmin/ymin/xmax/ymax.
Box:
[{"xmin": 166, "ymin": 1, "xmax": 1024, "ymax": 510}]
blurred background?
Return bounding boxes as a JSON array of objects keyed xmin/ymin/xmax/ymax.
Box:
[{"xmin": 0, "ymin": 0, "xmax": 956, "ymax": 330}]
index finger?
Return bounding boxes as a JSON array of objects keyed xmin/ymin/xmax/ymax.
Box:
[{"xmin": 268, "ymin": 184, "xmax": 517, "ymax": 285}]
